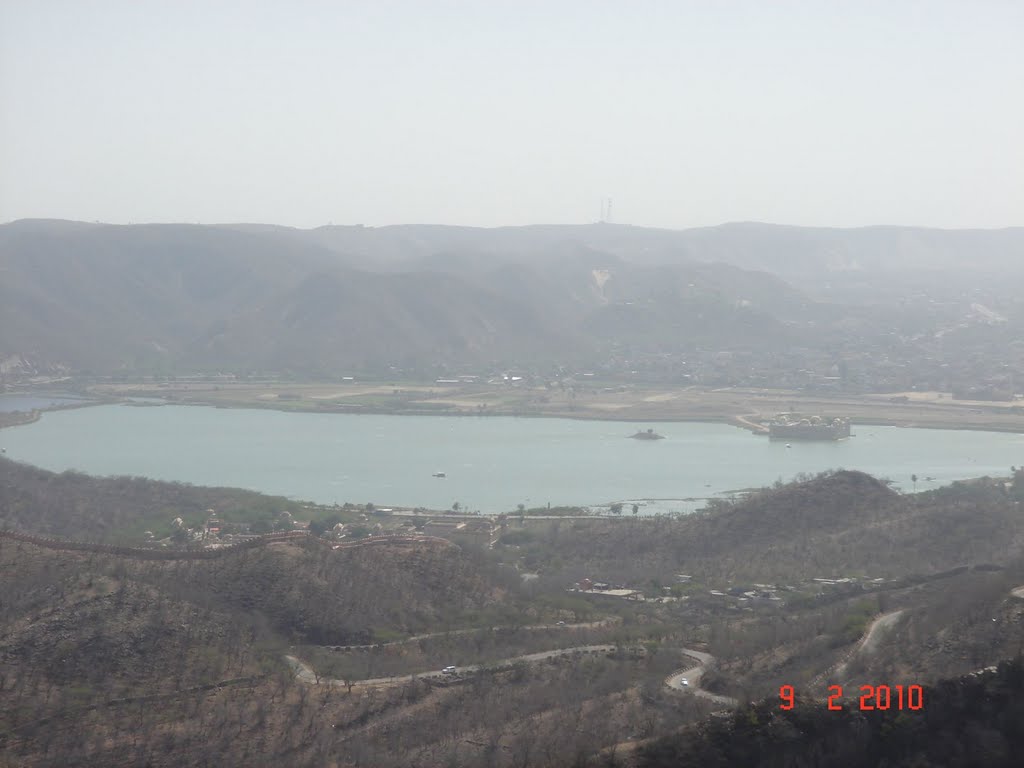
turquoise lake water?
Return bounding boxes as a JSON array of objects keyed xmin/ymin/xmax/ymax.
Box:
[{"xmin": 3, "ymin": 404, "xmax": 1024, "ymax": 514}]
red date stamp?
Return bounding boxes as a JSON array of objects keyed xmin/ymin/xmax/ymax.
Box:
[{"xmin": 780, "ymin": 684, "xmax": 923, "ymax": 711}]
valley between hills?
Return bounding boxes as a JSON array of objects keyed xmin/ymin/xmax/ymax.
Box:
[
  {"xmin": 5, "ymin": 220, "xmax": 1024, "ymax": 764},
  {"xmin": 3, "ymin": 457, "xmax": 1024, "ymax": 767}
]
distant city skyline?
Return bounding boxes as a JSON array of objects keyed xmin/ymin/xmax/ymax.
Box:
[{"xmin": 2, "ymin": 1, "xmax": 1022, "ymax": 230}]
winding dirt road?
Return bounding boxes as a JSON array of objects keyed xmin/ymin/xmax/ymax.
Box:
[
  {"xmin": 663, "ymin": 648, "xmax": 738, "ymax": 707},
  {"xmin": 288, "ymin": 641, "xmax": 737, "ymax": 708},
  {"xmin": 286, "ymin": 645, "xmax": 618, "ymax": 688},
  {"xmin": 833, "ymin": 609, "xmax": 905, "ymax": 680},
  {"xmin": 325, "ymin": 617, "xmax": 620, "ymax": 651}
]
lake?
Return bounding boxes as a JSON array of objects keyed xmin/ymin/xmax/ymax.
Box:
[
  {"xmin": 0, "ymin": 394, "xmax": 95, "ymax": 413},
  {"xmin": 3, "ymin": 403, "xmax": 1023, "ymax": 514}
]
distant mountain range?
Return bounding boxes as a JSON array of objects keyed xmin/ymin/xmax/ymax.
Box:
[
  {"xmin": 219, "ymin": 219, "xmax": 1024, "ymax": 275},
  {"xmin": 3, "ymin": 219, "xmax": 1023, "ymax": 377}
]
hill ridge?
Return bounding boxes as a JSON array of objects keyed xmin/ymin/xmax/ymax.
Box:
[{"xmin": 6, "ymin": 217, "xmax": 1024, "ymax": 378}]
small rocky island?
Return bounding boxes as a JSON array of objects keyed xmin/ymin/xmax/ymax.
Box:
[{"xmin": 630, "ymin": 428, "xmax": 665, "ymax": 440}]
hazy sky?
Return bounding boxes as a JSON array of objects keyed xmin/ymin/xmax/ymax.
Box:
[{"xmin": 2, "ymin": 1, "xmax": 1021, "ymax": 229}]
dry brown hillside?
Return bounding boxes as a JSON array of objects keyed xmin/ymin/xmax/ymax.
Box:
[
  {"xmin": 0, "ymin": 528, "xmax": 698, "ymax": 768},
  {"xmin": 523, "ymin": 470, "xmax": 1024, "ymax": 585},
  {"xmin": 0, "ymin": 455, "xmax": 296, "ymax": 541}
]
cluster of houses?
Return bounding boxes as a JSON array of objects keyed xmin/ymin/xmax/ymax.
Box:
[
  {"xmin": 707, "ymin": 584, "xmax": 784, "ymax": 605},
  {"xmin": 571, "ymin": 578, "xmax": 645, "ymax": 601},
  {"xmin": 316, "ymin": 512, "xmax": 499, "ymax": 550},
  {"xmin": 168, "ymin": 505, "xmax": 509, "ymax": 552}
]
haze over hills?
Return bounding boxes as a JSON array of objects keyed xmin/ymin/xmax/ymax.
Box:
[
  {"xmin": 221, "ymin": 220, "xmax": 1024, "ymax": 277},
  {"xmin": 3, "ymin": 218, "xmax": 1024, "ymax": 381}
]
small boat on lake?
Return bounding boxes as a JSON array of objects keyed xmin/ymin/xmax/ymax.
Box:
[
  {"xmin": 432, "ymin": 472, "xmax": 446, "ymax": 478},
  {"xmin": 630, "ymin": 428, "xmax": 664, "ymax": 440}
]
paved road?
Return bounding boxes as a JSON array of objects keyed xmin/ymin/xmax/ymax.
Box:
[
  {"xmin": 290, "ymin": 641, "xmax": 736, "ymax": 709},
  {"xmin": 664, "ymin": 648, "xmax": 738, "ymax": 707},
  {"xmin": 286, "ymin": 644, "xmax": 618, "ymax": 688},
  {"xmin": 326, "ymin": 617, "xmax": 620, "ymax": 651}
]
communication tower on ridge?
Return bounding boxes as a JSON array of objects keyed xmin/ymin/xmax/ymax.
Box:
[{"xmin": 599, "ymin": 197, "xmax": 613, "ymax": 223}]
